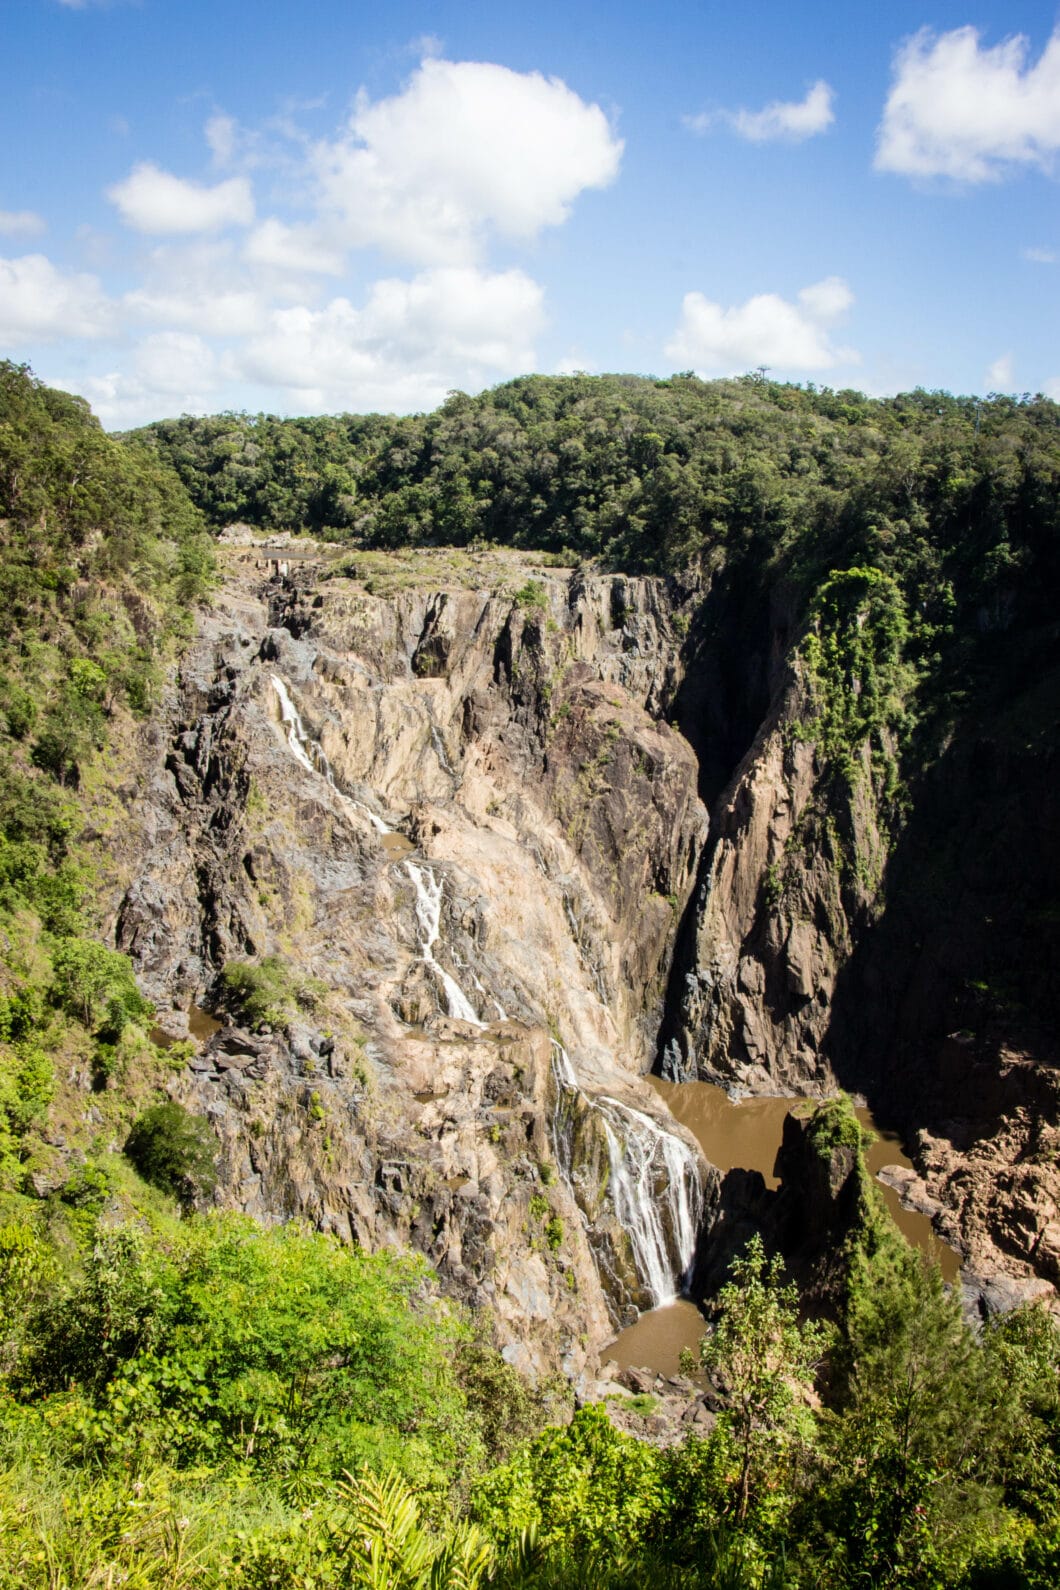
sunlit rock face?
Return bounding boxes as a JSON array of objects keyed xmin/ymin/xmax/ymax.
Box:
[
  {"xmin": 109, "ymin": 540, "xmax": 713, "ymax": 1380},
  {"xmin": 107, "ymin": 532, "xmax": 1059, "ymax": 1369}
]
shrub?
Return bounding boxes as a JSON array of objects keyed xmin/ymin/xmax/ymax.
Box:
[
  {"xmin": 50, "ymin": 937, "xmax": 152, "ymax": 1038},
  {"xmin": 124, "ymin": 1102, "xmax": 218, "ymax": 1208},
  {"xmin": 218, "ymin": 954, "xmax": 313, "ymax": 1031}
]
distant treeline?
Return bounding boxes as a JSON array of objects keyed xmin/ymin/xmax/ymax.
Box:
[{"xmin": 131, "ymin": 371, "xmax": 1059, "ymax": 587}]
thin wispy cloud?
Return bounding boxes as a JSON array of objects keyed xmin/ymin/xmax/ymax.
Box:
[
  {"xmin": 685, "ymin": 81, "xmax": 834, "ymax": 143},
  {"xmin": 0, "ymin": 210, "xmax": 45, "ymax": 237},
  {"xmin": 986, "ymin": 353, "xmax": 1014, "ymax": 389}
]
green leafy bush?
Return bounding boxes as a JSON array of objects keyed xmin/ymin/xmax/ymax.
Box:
[
  {"xmin": 124, "ymin": 1102, "xmax": 218, "ymax": 1207},
  {"xmin": 218, "ymin": 955, "xmax": 316, "ymax": 1031},
  {"xmin": 50, "ymin": 936, "xmax": 152, "ymax": 1039}
]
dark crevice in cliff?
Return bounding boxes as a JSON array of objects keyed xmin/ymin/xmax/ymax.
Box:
[
  {"xmin": 670, "ymin": 565, "xmax": 777, "ymax": 812},
  {"xmin": 652, "ymin": 567, "xmax": 790, "ymax": 1080}
]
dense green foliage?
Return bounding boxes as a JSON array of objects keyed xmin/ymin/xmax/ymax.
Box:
[
  {"xmin": 218, "ymin": 953, "xmax": 323, "ymax": 1033},
  {"xmin": 0, "ymin": 362, "xmax": 215, "ymax": 1209},
  {"xmin": 2, "ymin": 1139, "xmax": 1057, "ymax": 1588},
  {"xmin": 131, "ymin": 374, "xmax": 1059, "ymax": 595},
  {"xmin": 125, "ymin": 1102, "xmax": 219, "ymax": 1207},
  {"xmin": 0, "ymin": 368, "xmax": 1056, "ymax": 1584}
]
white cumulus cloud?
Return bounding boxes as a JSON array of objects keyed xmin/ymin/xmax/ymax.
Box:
[
  {"xmin": 311, "ymin": 57, "xmax": 623, "ymax": 264},
  {"xmin": 687, "ymin": 81, "xmax": 835, "ymax": 143},
  {"xmin": 0, "ymin": 210, "xmax": 45, "ymax": 237},
  {"xmin": 665, "ymin": 276, "xmax": 857, "ymax": 374},
  {"xmin": 107, "ymin": 161, "xmax": 255, "ymax": 234},
  {"xmin": 0, "ymin": 254, "xmax": 113, "ymax": 344},
  {"xmin": 1023, "ymin": 246, "xmax": 1057, "ymax": 263},
  {"xmin": 244, "ymin": 219, "xmax": 346, "ymax": 276},
  {"xmin": 876, "ymin": 26, "xmax": 1060, "ymax": 182},
  {"xmin": 235, "ymin": 265, "xmax": 545, "ymax": 412}
]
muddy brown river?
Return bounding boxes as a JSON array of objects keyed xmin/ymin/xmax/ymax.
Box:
[{"xmin": 607, "ymin": 1079, "xmax": 960, "ymax": 1375}]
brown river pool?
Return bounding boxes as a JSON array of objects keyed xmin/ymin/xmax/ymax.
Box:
[{"xmin": 607, "ymin": 1079, "xmax": 960, "ymax": 1375}]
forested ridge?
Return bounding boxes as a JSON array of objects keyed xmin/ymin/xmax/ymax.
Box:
[
  {"xmin": 0, "ymin": 361, "xmax": 1058, "ymax": 1586},
  {"xmin": 135, "ymin": 370, "xmax": 1060, "ymax": 794},
  {"xmin": 139, "ymin": 371, "xmax": 1060, "ymax": 1048}
]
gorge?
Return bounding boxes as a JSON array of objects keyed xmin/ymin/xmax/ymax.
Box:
[
  {"xmin": 105, "ymin": 524, "xmax": 1057, "ymax": 1375},
  {"xmin": 2, "ymin": 364, "xmax": 1058, "ymax": 1586}
]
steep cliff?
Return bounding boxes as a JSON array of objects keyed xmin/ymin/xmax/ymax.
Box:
[
  {"xmin": 660, "ymin": 553, "xmax": 1060, "ymax": 1301},
  {"xmin": 103, "ymin": 537, "xmax": 714, "ymax": 1378}
]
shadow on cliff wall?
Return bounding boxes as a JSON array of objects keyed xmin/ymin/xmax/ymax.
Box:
[{"xmin": 824, "ymin": 629, "xmax": 1060, "ymax": 1142}]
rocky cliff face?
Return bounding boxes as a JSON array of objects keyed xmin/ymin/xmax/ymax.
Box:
[
  {"xmin": 105, "ymin": 538, "xmax": 714, "ymax": 1381},
  {"xmin": 660, "ymin": 581, "xmax": 1060, "ymax": 1306},
  {"xmin": 99, "ymin": 531, "xmax": 1057, "ymax": 1362}
]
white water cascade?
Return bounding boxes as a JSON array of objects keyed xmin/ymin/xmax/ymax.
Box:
[
  {"xmin": 272, "ymin": 675, "xmax": 388, "ymax": 832},
  {"xmin": 597, "ymin": 1096, "xmax": 702, "ymax": 1306},
  {"xmin": 549, "ymin": 1041, "xmax": 702, "ymax": 1309},
  {"xmin": 404, "ymin": 861, "xmax": 483, "ymax": 1025},
  {"xmin": 272, "ymin": 675, "xmax": 316, "ymax": 775}
]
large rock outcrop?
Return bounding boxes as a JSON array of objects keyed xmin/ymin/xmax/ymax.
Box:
[{"xmin": 105, "ymin": 539, "xmax": 713, "ymax": 1380}]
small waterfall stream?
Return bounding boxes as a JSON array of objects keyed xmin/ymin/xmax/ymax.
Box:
[
  {"xmin": 597, "ymin": 1096, "xmax": 702, "ymax": 1306},
  {"xmin": 272, "ymin": 674, "xmax": 482, "ymax": 1025},
  {"xmin": 404, "ymin": 861, "xmax": 483, "ymax": 1025},
  {"xmin": 272, "ymin": 674, "xmax": 316, "ymax": 775},
  {"xmin": 550, "ymin": 1042, "xmax": 703, "ymax": 1310},
  {"xmin": 272, "ymin": 674, "xmax": 388, "ymax": 830}
]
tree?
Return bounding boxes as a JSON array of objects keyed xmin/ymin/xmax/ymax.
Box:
[
  {"xmin": 812, "ymin": 1245, "xmax": 1010, "ymax": 1585},
  {"xmin": 50, "ymin": 936, "xmax": 152, "ymax": 1037},
  {"xmin": 697, "ymin": 1235, "xmax": 829, "ymax": 1525}
]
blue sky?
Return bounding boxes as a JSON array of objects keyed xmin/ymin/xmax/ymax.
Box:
[{"xmin": 2, "ymin": 0, "xmax": 1058, "ymax": 426}]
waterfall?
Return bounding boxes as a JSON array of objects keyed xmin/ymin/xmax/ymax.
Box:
[
  {"xmin": 271, "ymin": 675, "xmax": 387, "ymax": 831},
  {"xmin": 273, "ymin": 674, "xmax": 701, "ymax": 1307},
  {"xmin": 404, "ymin": 861, "xmax": 483, "ymax": 1025},
  {"xmin": 597, "ymin": 1096, "xmax": 702, "ymax": 1307},
  {"xmin": 271, "ymin": 675, "xmax": 484, "ymax": 1028},
  {"xmin": 272, "ymin": 675, "xmax": 316, "ymax": 775},
  {"xmin": 549, "ymin": 1042, "xmax": 702, "ymax": 1310}
]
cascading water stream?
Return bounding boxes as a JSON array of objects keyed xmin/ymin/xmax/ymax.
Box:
[
  {"xmin": 597, "ymin": 1096, "xmax": 701, "ymax": 1306},
  {"xmin": 549, "ymin": 1042, "xmax": 703, "ymax": 1310},
  {"xmin": 404, "ymin": 861, "xmax": 483, "ymax": 1025},
  {"xmin": 271, "ymin": 675, "xmax": 388, "ymax": 831},
  {"xmin": 271, "ymin": 675, "xmax": 484, "ymax": 1026},
  {"xmin": 272, "ymin": 675, "xmax": 316, "ymax": 775}
]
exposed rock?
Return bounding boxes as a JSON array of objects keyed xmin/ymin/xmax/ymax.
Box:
[{"xmin": 102, "ymin": 545, "xmax": 712, "ymax": 1380}]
